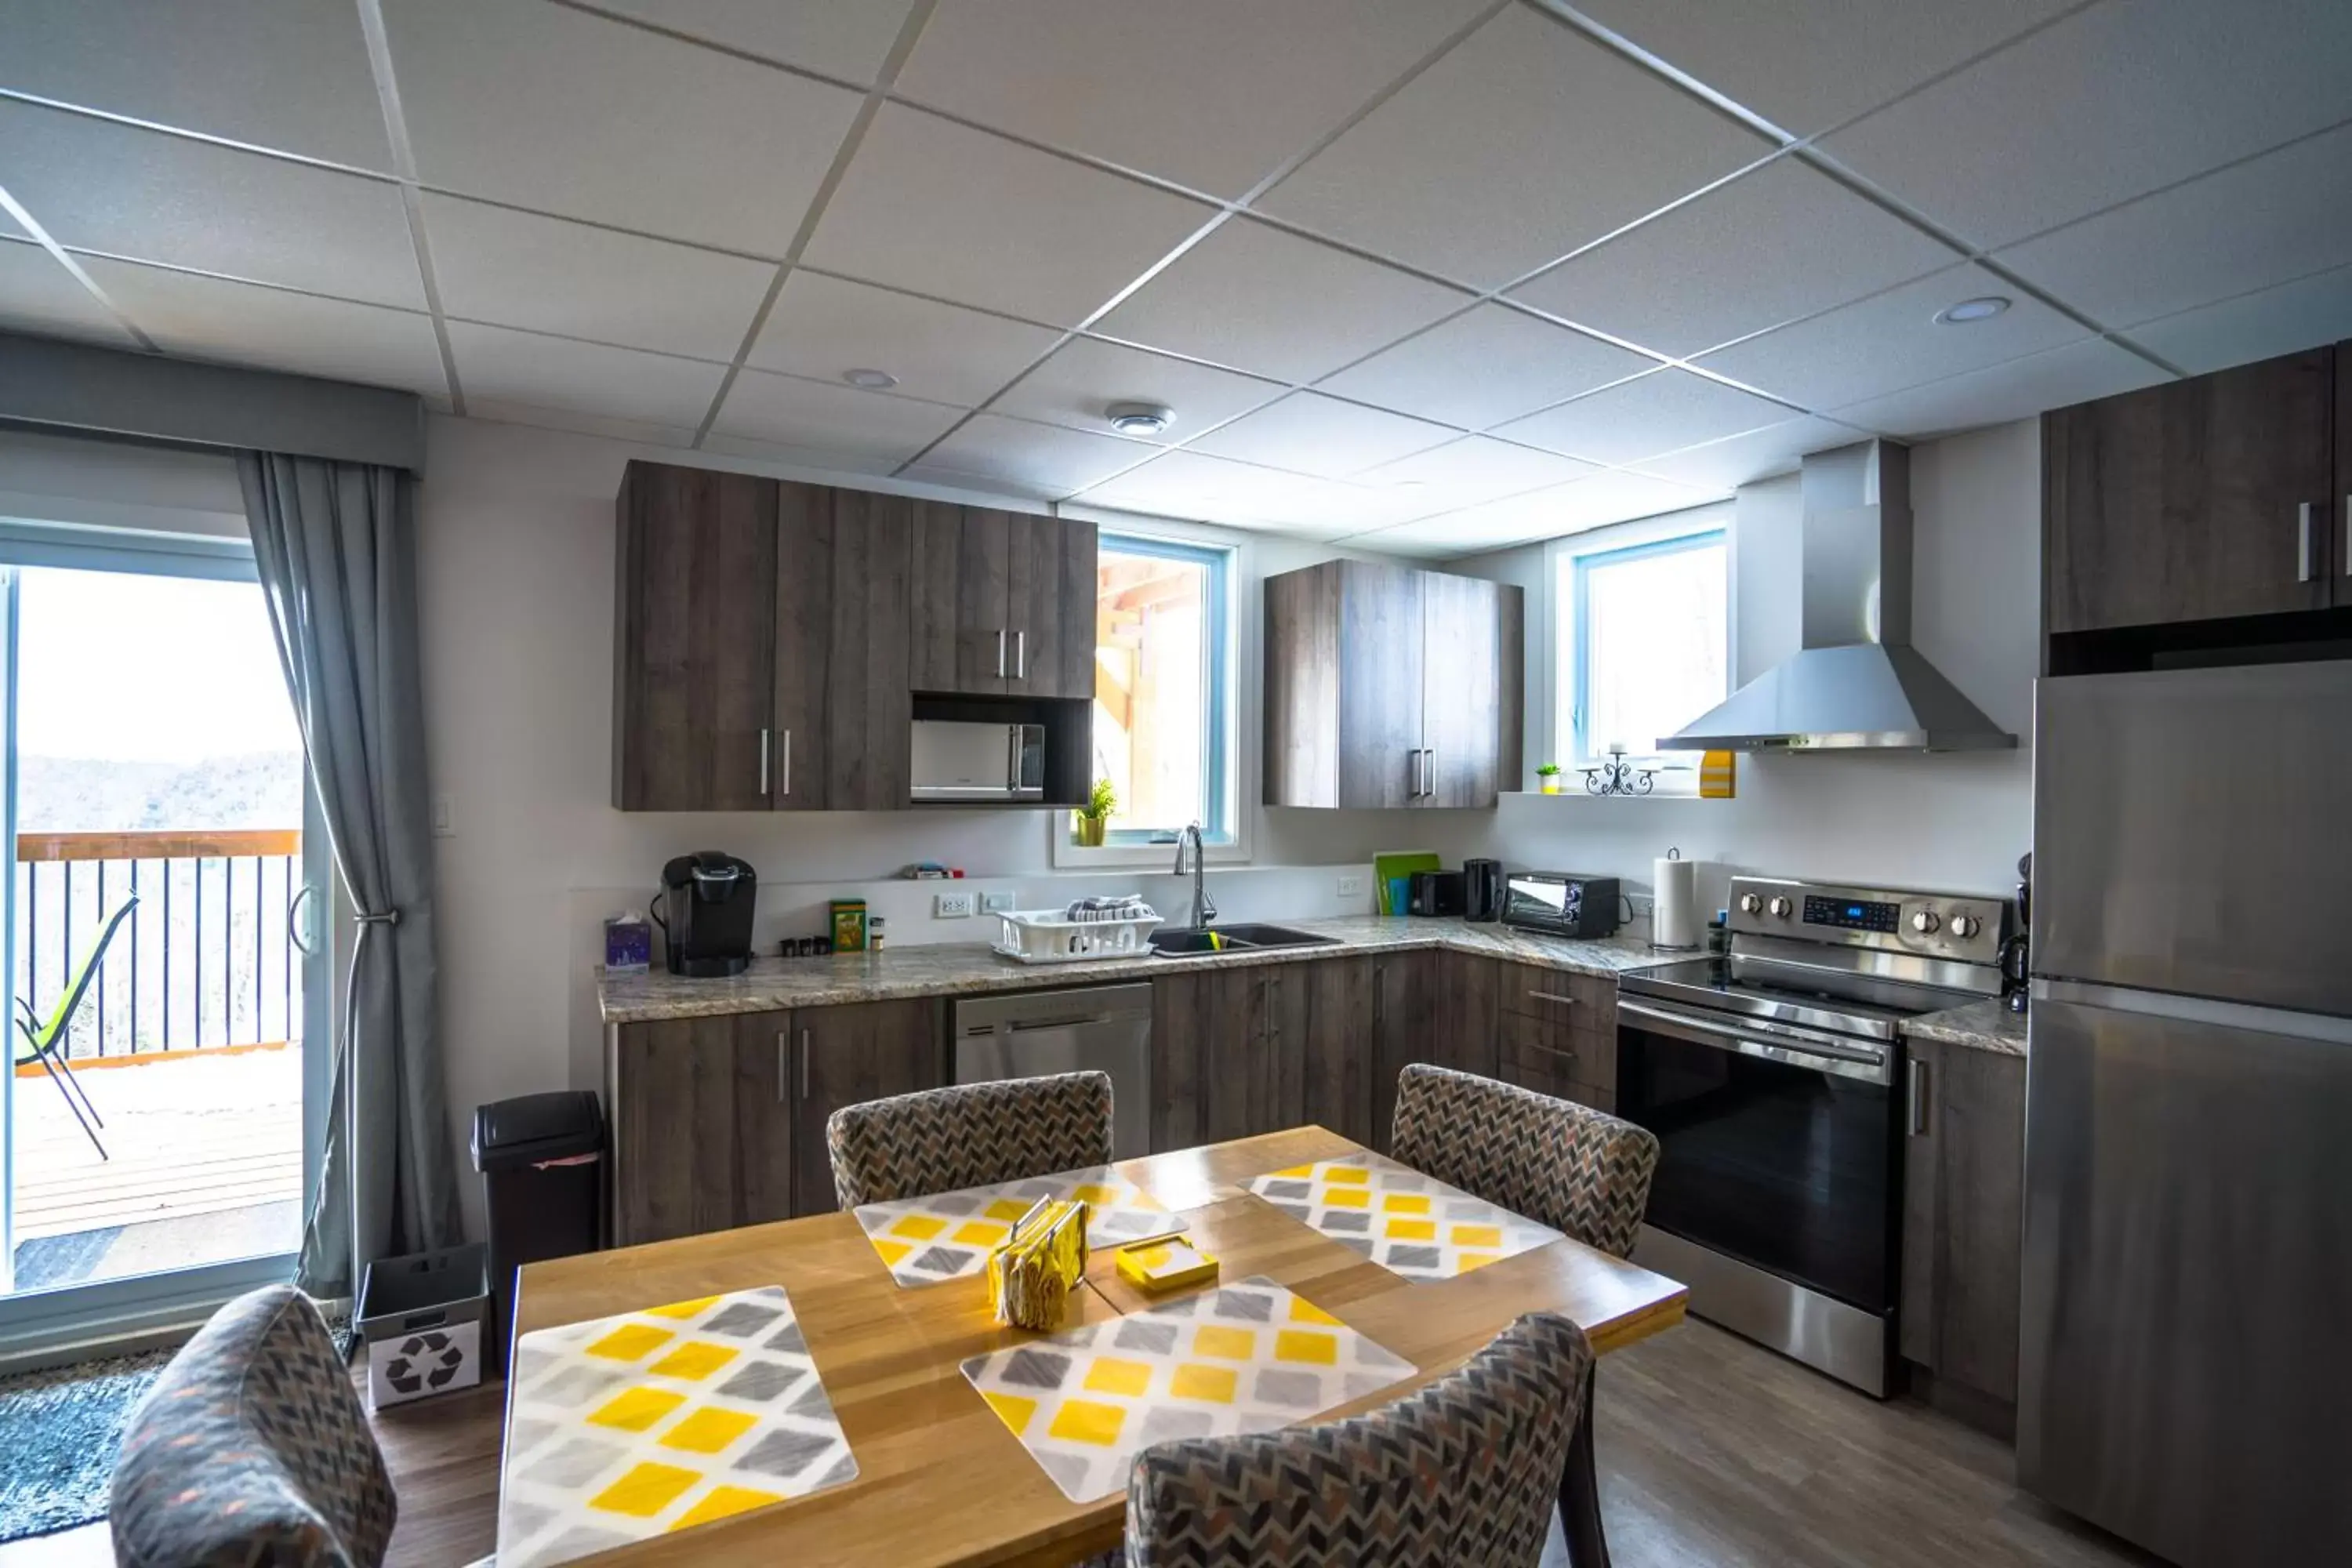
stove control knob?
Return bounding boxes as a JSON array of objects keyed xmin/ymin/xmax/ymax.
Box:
[
  {"xmin": 1949, "ymin": 913, "xmax": 1981, "ymax": 939},
  {"xmin": 1738, "ymin": 892, "xmax": 1764, "ymax": 915},
  {"xmin": 1911, "ymin": 909, "xmax": 1942, "ymax": 935},
  {"xmin": 1767, "ymin": 896, "xmax": 1792, "ymax": 919}
]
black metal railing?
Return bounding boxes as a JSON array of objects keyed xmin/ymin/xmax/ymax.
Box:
[{"xmin": 13, "ymin": 829, "xmax": 305, "ymax": 1062}]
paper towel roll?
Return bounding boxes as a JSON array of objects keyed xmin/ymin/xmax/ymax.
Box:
[{"xmin": 1653, "ymin": 851, "xmax": 1700, "ymax": 950}]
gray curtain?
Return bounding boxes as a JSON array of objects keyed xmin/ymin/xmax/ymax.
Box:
[{"xmin": 238, "ymin": 452, "xmax": 459, "ymax": 1299}]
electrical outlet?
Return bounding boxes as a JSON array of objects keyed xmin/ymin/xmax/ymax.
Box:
[
  {"xmin": 979, "ymin": 890, "xmax": 1016, "ymax": 915},
  {"xmin": 1336, "ymin": 875, "xmax": 1365, "ymax": 898},
  {"xmin": 934, "ymin": 891, "xmax": 975, "ymax": 919}
]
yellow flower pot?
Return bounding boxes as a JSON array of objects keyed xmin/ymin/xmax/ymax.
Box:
[{"xmin": 1073, "ymin": 815, "xmax": 1107, "ymax": 847}]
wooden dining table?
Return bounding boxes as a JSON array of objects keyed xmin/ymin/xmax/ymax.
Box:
[{"xmin": 508, "ymin": 1124, "xmax": 1689, "ymax": 1567}]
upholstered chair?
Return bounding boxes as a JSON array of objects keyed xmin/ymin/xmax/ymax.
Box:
[
  {"xmin": 1388, "ymin": 1062, "xmax": 1660, "ymax": 1259},
  {"xmin": 1124, "ymin": 1311, "xmax": 1594, "ymax": 1567},
  {"xmin": 111, "ymin": 1283, "xmax": 395, "ymax": 1568},
  {"xmin": 826, "ymin": 1069, "xmax": 1116, "ymax": 1210}
]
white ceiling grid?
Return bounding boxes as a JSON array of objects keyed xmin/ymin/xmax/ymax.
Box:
[{"xmin": 1, "ymin": 0, "xmax": 2349, "ymax": 557}]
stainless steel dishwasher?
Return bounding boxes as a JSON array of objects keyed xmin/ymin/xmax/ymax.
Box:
[{"xmin": 953, "ymin": 984, "xmax": 1152, "ymax": 1159}]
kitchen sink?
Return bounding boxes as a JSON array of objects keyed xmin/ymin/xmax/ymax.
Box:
[{"xmin": 1149, "ymin": 924, "xmax": 1338, "ymax": 957}]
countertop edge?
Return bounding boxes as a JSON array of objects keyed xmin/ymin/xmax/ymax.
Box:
[{"xmin": 1901, "ymin": 997, "xmax": 2030, "ymax": 1058}]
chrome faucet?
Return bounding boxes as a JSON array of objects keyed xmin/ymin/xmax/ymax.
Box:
[{"xmin": 1172, "ymin": 821, "xmax": 1217, "ymax": 930}]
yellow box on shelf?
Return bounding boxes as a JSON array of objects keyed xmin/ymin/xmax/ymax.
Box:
[
  {"xmin": 1114, "ymin": 1236, "xmax": 1220, "ymax": 1295},
  {"xmin": 987, "ymin": 1197, "xmax": 1089, "ymax": 1331},
  {"xmin": 1698, "ymin": 750, "xmax": 1737, "ymax": 799}
]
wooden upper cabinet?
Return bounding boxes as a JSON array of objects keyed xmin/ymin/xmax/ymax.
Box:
[
  {"xmin": 775, "ymin": 485, "xmax": 913, "ymax": 811},
  {"xmin": 2044, "ymin": 348, "xmax": 2336, "ymax": 634},
  {"xmin": 911, "ymin": 504, "xmax": 1098, "ymax": 696},
  {"xmin": 1264, "ymin": 559, "xmax": 1522, "ymax": 810},
  {"xmin": 613, "ymin": 462, "xmax": 778, "ymax": 811},
  {"xmin": 2338, "ymin": 344, "xmax": 2352, "ymax": 608}
]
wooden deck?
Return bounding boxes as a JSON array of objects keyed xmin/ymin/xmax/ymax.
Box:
[{"xmin": 10, "ymin": 1045, "xmax": 303, "ymax": 1290}]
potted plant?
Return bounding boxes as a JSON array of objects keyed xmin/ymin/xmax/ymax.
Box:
[
  {"xmin": 1536, "ymin": 764, "xmax": 1564, "ymax": 795},
  {"xmin": 1074, "ymin": 777, "xmax": 1116, "ymax": 847}
]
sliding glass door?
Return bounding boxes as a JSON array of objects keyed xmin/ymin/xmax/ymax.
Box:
[{"xmin": 0, "ymin": 532, "xmax": 331, "ymax": 1358}]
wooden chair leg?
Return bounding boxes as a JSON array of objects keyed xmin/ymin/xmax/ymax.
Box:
[{"xmin": 1557, "ymin": 1361, "xmax": 1611, "ymax": 1568}]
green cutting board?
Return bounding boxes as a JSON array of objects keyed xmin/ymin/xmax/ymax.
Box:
[{"xmin": 1372, "ymin": 850, "xmax": 1443, "ymax": 915}]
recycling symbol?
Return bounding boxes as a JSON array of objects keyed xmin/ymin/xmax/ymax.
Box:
[{"xmin": 383, "ymin": 1330, "xmax": 466, "ymax": 1395}]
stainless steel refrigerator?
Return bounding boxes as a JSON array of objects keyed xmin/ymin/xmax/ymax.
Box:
[{"xmin": 2021, "ymin": 661, "xmax": 2352, "ymax": 1566}]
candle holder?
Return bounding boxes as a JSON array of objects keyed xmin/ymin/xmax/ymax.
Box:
[{"xmin": 1582, "ymin": 751, "xmax": 1657, "ymax": 796}]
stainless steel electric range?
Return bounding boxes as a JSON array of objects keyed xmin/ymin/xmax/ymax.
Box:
[{"xmin": 1616, "ymin": 875, "xmax": 2012, "ymax": 1396}]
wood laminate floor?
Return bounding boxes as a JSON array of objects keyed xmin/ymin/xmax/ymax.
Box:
[{"xmin": 3, "ymin": 1320, "xmax": 2165, "ymax": 1567}]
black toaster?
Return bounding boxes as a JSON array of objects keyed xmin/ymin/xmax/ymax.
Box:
[{"xmin": 1499, "ymin": 871, "xmax": 1621, "ymax": 938}]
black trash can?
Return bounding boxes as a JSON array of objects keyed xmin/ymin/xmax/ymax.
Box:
[{"xmin": 471, "ymin": 1090, "xmax": 605, "ymax": 1369}]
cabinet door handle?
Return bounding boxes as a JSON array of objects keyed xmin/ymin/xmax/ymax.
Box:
[
  {"xmin": 776, "ymin": 1033, "xmax": 789, "ymax": 1103},
  {"xmin": 2298, "ymin": 502, "xmax": 2317, "ymax": 583},
  {"xmin": 1014, "ymin": 630, "xmax": 1026, "ymax": 681},
  {"xmin": 995, "ymin": 629, "xmax": 1007, "ymax": 677},
  {"xmin": 1525, "ymin": 989, "xmax": 1576, "ymax": 1007},
  {"xmin": 781, "ymin": 728, "xmax": 791, "ymax": 798},
  {"xmin": 1374, "ymin": 966, "xmax": 1385, "ymax": 1025},
  {"xmin": 1907, "ymin": 1056, "xmax": 1931, "ymax": 1136},
  {"xmin": 800, "ymin": 1028, "xmax": 811, "ymax": 1099},
  {"xmin": 1424, "ymin": 748, "xmax": 1437, "ymax": 799},
  {"xmin": 2343, "ymin": 495, "xmax": 2350, "ymax": 580},
  {"xmin": 759, "ymin": 728, "xmax": 771, "ymax": 796}
]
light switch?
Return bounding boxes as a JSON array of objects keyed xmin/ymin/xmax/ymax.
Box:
[{"xmin": 431, "ymin": 793, "xmax": 456, "ymax": 837}]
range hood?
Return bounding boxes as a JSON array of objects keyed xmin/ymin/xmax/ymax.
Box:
[{"xmin": 1669, "ymin": 439, "xmax": 2016, "ymax": 753}]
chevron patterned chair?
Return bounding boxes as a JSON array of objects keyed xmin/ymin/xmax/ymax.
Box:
[
  {"xmin": 1389, "ymin": 1062, "xmax": 1660, "ymax": 1260},
  {"xmin": 1124, "ymin": 1309, "xmax": 1594, "ymax": 1567},
  {"xmin": 826, "ymin": 1069, "xmax": 1116, "ymax": 1210},
  {"xmin": 111, "ymin": 1283, "xmax": 396, "ymax": 1568}
]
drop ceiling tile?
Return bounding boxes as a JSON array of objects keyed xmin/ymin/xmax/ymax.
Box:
[
  {"xmin": 447, "ymin": 321, "xmax": 727, "ymax": 430},
  {"xmin": 423, "ymin": 194, "xmax": 772, "ymax": 361},
  {"xmin": 907, "ymin": 412, "xmax": 1152, "ymax": 497},
  {"xmin": 82, "ymin": 257, "xmax": 445, "ymax": 392},
  {"xmin": 802, "ymin": 104, "xmax": 1214, "ymax": 327},
  {"xmin": 1509, "ymin": 158, "xmax": 1960, "ymax": 358},
  {"xmin": 750, "ymin": 272, "xmax": 1059, "ymax": 408},
  {"xmin": 993, "ymin": 338, "xmax": 1282, "ymax": 443},
  {"xmin": 1570, "ymin": 0, "xmax": 2073, "ymax": 136},
  {"xmin": 1995, "ymin": 122, "xmax": 2352, "ymax": 334},
  {"xmin": 896, "ymin": 0, "xmax": 1489, "ymax": 198},
  {"xmin": 462, "ymin": 397, "xmax": 699, "ymax": 451},
  {"xmin": 1258, "ymin": 5, "xmax": 1769, "ymax": 289},
  {"xmin": 1365, "ymin": 469, "xmax": 1716, "ymax": 553},
  {"xmin": 386, "ymin": 0, "xmax": 860, "ymax": 257},
  {"xmin": 1820, "ymin": 0, "xmax": 2352, "ymax": 250},
  {"xmin": 2125, "ymin": 263, "xmax": 2352, "ymax": 376},
  {"xmin": 1074, "ymin": 449, "xmax": 1406, "ymax": 537},
  {"xmin": 1094, "ymin": 218, "xmax": 1467, "ymax": 383},
  {"xmin": 0, "ymin": 98, "xmax": 420, "ymax": 307},
  {"xmin": 1697, "ymin": 264, "xmax": 2085, "ymax": 411},
  {"xmin": 713, "ymin": 368, "xmax": 965, "ymax": 466},
  {"xmin": 1493, "ymin": 369, "xmax": 1795, "ymax": 465},
  {"xmin": 1316, "ymin": 304, "xmax": 1657, "ymax": 430},
  {"xmin": 0, "ymin": 0, "xmax": 392, "ymax": 167},
  {"xmin": 587, "ymin": 0, "xmax": 918, "ymax": 83},
  {"xmin": 1628, "ymin": 416, "xmax": 1865, "ymax": 492},
  {"xmin": 1526, "ymin": 469, "xmax": 1722, "ymax": 532},
  {"xmin": 1190, "ymin": 392, "xmax": 1455, "ymax": 479},
  {"xmin": 1356, "ymin": 436, "xmax": 1597, "ymax": 508},
  {"xmin": 698, "ymin": 432, "xmax": 904, "ymax": 477},
  {"xmin": 0, "ymin": 238, "xmax": 136, "ymax": 346},
  {"xmin": 1829, "ymin": 339, "xmax": 2171, "ymax": 438}
]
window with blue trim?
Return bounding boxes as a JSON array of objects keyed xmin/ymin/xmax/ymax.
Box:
[
  {"xmin": 1089, "ymin": 535, "xmax": 1234, "ymax": 844},
  {"xmin": 1562, "ymin": 528, "xmax": 1728, "ymax": 766}
]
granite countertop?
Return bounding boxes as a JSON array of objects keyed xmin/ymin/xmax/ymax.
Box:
[
  {"xmin": 1903, "ymin": 996, "xmax": 2029, "ymax": 1057},
  {"xmin": 598, "ymin": 915, "xmax": 1668, "ymax": 1025}
]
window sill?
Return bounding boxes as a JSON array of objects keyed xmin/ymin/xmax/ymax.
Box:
[
  {"xmin": 1047, "ymin": 821, "xmax": 1251, "ymax": 869},
  {"xmin": 1511, "ymin": 779, "xmax": 1711, "ymax": 801}
]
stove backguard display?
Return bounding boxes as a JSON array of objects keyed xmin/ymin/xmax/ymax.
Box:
[{"xmin": 1802, "ymin": 895, "xmax": 1902, "ymax": 935}]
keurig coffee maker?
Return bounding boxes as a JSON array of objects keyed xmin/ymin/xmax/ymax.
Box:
[{"xmin": 652, "ymin": 851, "xmax": 757, "ymax": 977}]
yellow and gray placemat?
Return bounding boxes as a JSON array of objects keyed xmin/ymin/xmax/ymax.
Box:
[
  {"xmin": 854, "ymin": 1164, "xmax": 1184, "ymax": 1287},
  {"xmin": 960, "ymin": 1274, "xmax": 1416, "ymax": 1502},
  {"xmin": 1243, "ymin": 1152, "xmax": 1563, "ymax": 1279},
  {"xmin": 497, "ymin": 1286, "xmax": 856, "ymax": 1568}
]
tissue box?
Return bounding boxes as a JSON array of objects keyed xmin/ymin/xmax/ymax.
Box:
[{"xmin": 603, "ymin": 916, "xmax": 651, "ymax": 971}]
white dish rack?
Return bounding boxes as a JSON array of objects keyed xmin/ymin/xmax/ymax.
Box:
[{"xmin": 991, "ymin": 905, "xmax": 1163, "ymax": 964}]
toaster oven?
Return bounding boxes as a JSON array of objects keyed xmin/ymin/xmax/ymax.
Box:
[{"xmin": 1500, "ymin": 872, "xmax": 1622, "ymax": 938}]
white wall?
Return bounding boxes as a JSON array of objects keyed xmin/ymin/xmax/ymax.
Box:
[
  {"xmin": 1432, "ymin": 419, "xmax": 2041, "ymax": 919},
  {"xmin": 412, "ymin": 414, "xmax": 1429, "ymax": 1232}
]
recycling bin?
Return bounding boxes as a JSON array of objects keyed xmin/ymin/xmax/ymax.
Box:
[
  {"xmin": 355, "ymin": 1243, "xmax": 490, "ymax": 1410},
  {"xmin": 472, "ymin": 1089, "xmax": 606, "ymax": 1370}
]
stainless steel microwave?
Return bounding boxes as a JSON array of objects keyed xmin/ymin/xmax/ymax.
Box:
[{"xmin": 911, "ymin": 721, "xmax": 1045, "ymax": 801}]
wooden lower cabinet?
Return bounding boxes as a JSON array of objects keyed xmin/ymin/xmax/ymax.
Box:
[
  {"xmin": 1899, "ymin": 1036, "xmax": 2027, "ymax": 1429},
  {"xmin": 610, "ymin": 998, "xmax": 943, "ymax": 1245},
  {"xmin": 1152, "ymin": 958, "xmax": 1377, "ymax": 1150},
  {"xmin": 1495, "ymin": 963, "xmax": 1616, "ymax": 1112}
]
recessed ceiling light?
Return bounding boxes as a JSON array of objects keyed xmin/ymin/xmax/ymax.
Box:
[
  {"xmin": 843, "ymin": 368, "xmax": 898, "ymax": 390},
  {"xmin": 1933, "ymin": 296, "xmax": 2011, "ymax": 325},
  {"xmin": 1105, "ymin": 401, "xmax": 1174, "ymax": 436}
]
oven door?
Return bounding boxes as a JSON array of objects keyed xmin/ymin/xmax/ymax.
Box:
[{"xmin": 1615, "ymin": 996, "xmax": 1901, "ymax": 1316}]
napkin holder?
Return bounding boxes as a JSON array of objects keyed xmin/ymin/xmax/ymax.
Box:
[{"xmin": 987, "ymin": 1197, "xmax": 1089, "ymax": 1330}]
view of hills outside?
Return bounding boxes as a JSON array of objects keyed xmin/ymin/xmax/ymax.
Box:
[{"xmin": 11, "ymin": 568, "xmax": 306, "ymax": 1060}]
